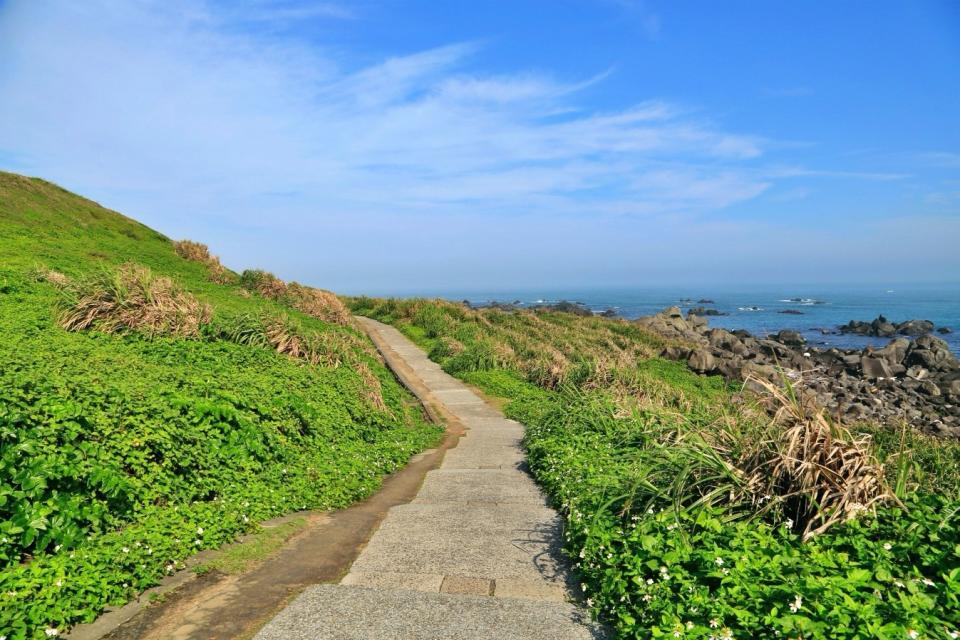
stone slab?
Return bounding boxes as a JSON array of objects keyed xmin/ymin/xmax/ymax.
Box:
[
  {"xmin": 414, "ymin": 470, "xmax": 546, "ymax": 504},
  {"xmin": 253, "ymin": 585, "xmax": 606, "ymax": 640},
  {"xmin": 440, "ymin": 575, "xmax": 493, "ymax": 596},
  {"xmin": 341, "ymin": 571, "xmax": 444, "ymax": 592}
]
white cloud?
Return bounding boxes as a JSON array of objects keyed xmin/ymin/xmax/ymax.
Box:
[
  {"xmin": 4, "ymin": 0, "xmax": 939, "ymax": 288},
  {"xmin": 0, "ymin": 0, "xmax": 770, "ymax": 226}
]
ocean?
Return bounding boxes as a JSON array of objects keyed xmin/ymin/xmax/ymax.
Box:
[{"xmin": 404, "ymin": 284, "xmax": 960, "ymax": 355}]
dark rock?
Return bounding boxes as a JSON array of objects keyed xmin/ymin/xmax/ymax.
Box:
[
  {"xmin": 861, "ymin": 356, "xmax": 894, "ymax": 380},
  {"xmin": 840, "ymin": 315, "xmax": 937, "ymax": 337},
  {"xmin": 897, "ymin": 319, "xmax": 935, "ymax": 336},
  {"xmin": 772, "ymin": 330, "xmax": 805, "ymax": 347},
  {"xmin": 688, "ymin": 307, "xmax": 727, "ymax": 317},
  {"xmin": 687, "ymin": 349, "xmax": 716, "ymax": 374},
  {"xmin": 778, "ymin": 309, "xmax": 805, "ymax": 315},
  {"xmin": 938, "ymin": 327, "xmax": 953, "ymax": 335},
  {"xmin": 919, "ymin": 381, "xmax": 941, "ymax": 397},
  {"xmin": 661, "ymin": 346, "xmax": 691, "ymax": 361},
  {"xmin": 530, "ymin": 300, "xmax": 593, "ymax": 316},
  {"xmin": 697, "ymin": 299, "xmax": 715, "ymax": 304},
  {"xmin": 875, "ymin": 338, "xmax": 911, "ymax": 365},
  {"xmin": 906, "ymin": 365, "xmax": 929, "ymax": 380}
]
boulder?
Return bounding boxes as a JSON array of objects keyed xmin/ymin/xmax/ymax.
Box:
[
  {"xmin": 919, "ymin": 381, "xmax": 941, "ymax": 397},
  {"xmin": 937, "ymin": 327, "xmax": 953, "ymax": 335},
  {"xmin": 897, "ymin": 319, "xmax": 935, "ymax": 336},
  {"xmin": 772, "ymin": 330, "xmax": 805, "ymax": 347},
  {"xmin": 861, "ymin": 356, "xmax": 894, "ymax": 380},
  {"xmin": 742, "ymin": 361, "xmax": 777, "ymax": 381},
  {"xmin": 688, "ymin": 307, "xmax": 727, "ymax": 317},
  {"xmin": 687, "ymin": 349, "xmax": 716, "ymax": 374},
  {"xmin": 875, "ymin": 338, "xmax": 911, "ymax": 365},
  {"xmin": 906, "ymin": 365, "xmax": 929, "ymax": 380},
  {"xmin": 906, "ymin": 336, "xmax": 958, "ymax": 372}
]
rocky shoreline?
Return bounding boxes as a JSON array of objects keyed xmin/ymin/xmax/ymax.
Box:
[{"xmin": 637, "ymin": 307, "xmax": 960, "ymax": 437}]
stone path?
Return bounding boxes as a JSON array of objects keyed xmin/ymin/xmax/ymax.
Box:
[{"xmin": 254, "ymin": 318, "xmax": 604, "ymax": 640}]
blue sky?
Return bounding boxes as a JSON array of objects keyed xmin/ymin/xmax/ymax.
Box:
[{"xmin": 0, "ymin": 0, "xmax": 958, "ymax": 293}]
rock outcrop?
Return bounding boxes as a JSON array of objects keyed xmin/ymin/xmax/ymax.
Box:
[
  {"xmin": 636, "ymin": 309, "xmax": 960, "ymax": 437},
  {"xmin": 840, "ymin": 315, "xmax": 939, "ymax": 337}
]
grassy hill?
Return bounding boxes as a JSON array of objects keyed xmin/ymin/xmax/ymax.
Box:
[{"xmin": 0, "ymin": 172, "xmax": 441, "ymax": 639}]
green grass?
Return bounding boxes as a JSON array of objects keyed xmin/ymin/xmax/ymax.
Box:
[
  {"xmin": 351, "ymin": 296, "xmax": 960, "ymax": 639},
  {"xmin": 0, "ymin": 172, "xmax": 441, "ymax": 639},
  {"xmin": 194, "ymin": 517, "xmax": 308, "ymax": 576}
]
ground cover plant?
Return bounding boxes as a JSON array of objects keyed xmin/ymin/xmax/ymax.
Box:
[
  {"xmin": 0, "ymin": 172, "xmax": 441, "ymax": 639},
  {"xmin": 349, "ymin": 296, "xmax": 960, "ymax": 639}
]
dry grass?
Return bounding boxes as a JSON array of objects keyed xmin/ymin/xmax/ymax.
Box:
[
  {"xmin": 240, "ymin": 269, "xmax": 288, "ymax": 300},
  {"xmin": 356, "ymin": 361, "xmax": 388, "ymax": 411},
  {"xmin": 742, "ymin": 377, "xmax": 896, "ymax": 539},
  {"xmin": 33, "ymin": 267, "xmax": 70, "ymax": 287},
  {"xmin": 59, "ymin": 263, "xmax": 212, "ymax": 338},
  {"xmin": 286, "ymin": 283, "xmax": 352, "ymax": 326},
  {"xmin": 173, "ymin": 239, "xmax": 212, "ymax": 263},
  {"xmin": 173, "ymin": 239, "xmax": 235, "ymax": 284}
]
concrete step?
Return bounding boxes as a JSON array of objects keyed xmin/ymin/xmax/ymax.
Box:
[
  {"xmin": 414, "ymin": 469, "xmax": 546, "ymax": 504},
  {"xmin": 253, "ymin": 584, "xmax": 606, "ymax": 640}
]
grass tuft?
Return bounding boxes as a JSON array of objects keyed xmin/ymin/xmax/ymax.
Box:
[{"xmin": 58, "ymin": 263, "xmax": 212, "ymax": 337}]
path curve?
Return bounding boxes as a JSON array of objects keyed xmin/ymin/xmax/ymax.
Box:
[{"xmin": 255, "ymin": 317, "xmax": 604, "ymax": 640}]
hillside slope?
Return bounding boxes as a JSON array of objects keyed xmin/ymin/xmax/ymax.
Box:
[{"xmin": 0, "ymin": 172, "xmax": 441, "ymax": 639}]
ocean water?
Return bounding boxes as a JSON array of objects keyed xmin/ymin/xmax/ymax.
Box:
[{"xmin": 416, "ymin": 284, "xmax": 960, "ymax": 355}]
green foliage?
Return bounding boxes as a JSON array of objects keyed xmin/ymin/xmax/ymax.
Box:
[
  {"xmin": 353, "ymin": 296, "xmax": 960, "ymax": 639},
  {"xmin": 0, "ymin": 172, "xmax": 441, "ymax": 638}
]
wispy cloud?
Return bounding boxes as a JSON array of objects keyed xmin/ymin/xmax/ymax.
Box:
[
  {"xmin": 0, "ymin": 0, "xmax": 769, "ymax": 227},
  {"xmin": 1, "ymin": 0, "xmax": 944, "ymax": 288}
]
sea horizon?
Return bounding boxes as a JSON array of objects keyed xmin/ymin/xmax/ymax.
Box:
[{"xmin": 345, "ymin": 282, "xmax": 960, "ymax": 355}]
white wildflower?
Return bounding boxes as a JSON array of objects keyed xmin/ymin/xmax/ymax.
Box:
[
  {"xmin": 646, "ymin": 578, "xmax": 654, "ymax": 585},
  {"xmin": 894, "ymin": 580, "xmax": 905, "ymax": 589},
  {"xmin": 710, "ymin": 619, "xmax": 720, "ymax": 629},
  {"xmin": 883, "ymin": 543, "xmax": 892, "ymax": 551},
  {"xmin": 921, "ymin": 578, "xmax": 934, "ymax": 587},
  {"xmin": 715, "ymin": 557, "xmax": 724, "ymax": 566},
  {"xmin": 642, "ymin": 594, "xmax": 652, "ymax": 602},
  {"xmin": 121, "ymin": 547, "xmax": 130, "ymax": 553},
  {"xmin": 907, "ymin": 631, "xmax": 919, "ymax": 640},
  {"xmin": 45, "ymin": 629, "xmax": 59, "ymax": 637},
  {"xmin": 53, "ymin": 544, "xmax": 61, "ymax": 552},
  {"xmin": 196, "ymin": 527, "xmax": 204, "ymax": 535},
  {"xmin": 789, "ymin": 594, "xmax": 802, "ymax": 613}
]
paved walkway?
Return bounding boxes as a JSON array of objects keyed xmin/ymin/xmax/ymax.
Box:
[{"xmin": 255, "ymin": 318, "xmax": 604, "ymax": 640}]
